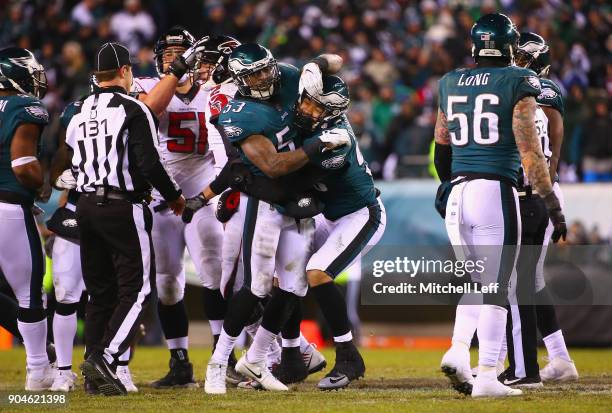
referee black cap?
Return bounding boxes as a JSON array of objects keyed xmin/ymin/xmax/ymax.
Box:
[{"xmin": 95, "ymin": 42, "xmax": 135, "ymax": 71}]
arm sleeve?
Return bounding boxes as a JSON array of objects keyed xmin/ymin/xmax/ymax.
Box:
[
  {"xmin": 128, "ymin": 107, "xmax": 181, "ymax": 201},
  {"xmin": 434, "ymin": 143, "xmax": 452, "ymax": 181}
]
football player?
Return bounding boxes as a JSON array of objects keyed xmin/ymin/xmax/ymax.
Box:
[
  {"xmin": 132, "ymin": 28, "xmax": 241, "ymax": 388},
  {"xmin": 0, "ymin": 47, "xmax": 54, "ymax": 390},
  {"xmin": 501, "ymin": 32, "xmax": 578, "ymax": 385},
  {"xmin": 434, "ymin": 14, "xmax": 566, "ymax": 398}
]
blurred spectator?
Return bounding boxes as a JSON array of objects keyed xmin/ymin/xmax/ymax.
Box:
[
  {"xmin": 60, "ymin": 41, "xmax": 90, "ymax": 102},
  {"xmin": 363, "ymin": 48, "xmax": 400, "ymax": 87},
  {"xmin": 371, "ymin": 86, "xmax": 397, "ymax": 137},
  {"xmin": 71, "ymin": 0, "xmax": 102, "ymax": 29},
  {"xmin": 349, "ymin": 109, "xmax": 383, "ymax": 178},
  {"xmin": 581, "ymin": 97, "xmax": 612, "ymax": 182},
  {"xmin": 110, "ymin": 0, "xmax": 156, "ymax": 54}
]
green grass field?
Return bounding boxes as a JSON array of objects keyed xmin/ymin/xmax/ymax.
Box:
[{"xmin": 1, "ymin": 346, "xmax": 611, "ymax": 412}]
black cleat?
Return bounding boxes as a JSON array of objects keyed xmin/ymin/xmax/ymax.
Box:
[
  {"xmin": 498, "ymin": 368, "xmax": 543, "ymax": 388},
  {"xmin": 151, "ymin": 358, "xmax": 198, "ymax": 389},
  {"xmin": 84, "ymin": 377, "xmax": 99, "ymax": 395},
  {"xmin": 317, "ymin": 341, "xmax": 365, "ymax": 391},
  {"xmin": 441, "ymin": 365, "xmax": 473, "ymax": 395},
  {"xmin": 81, "ymin": 353, "xmax": 127, "ymax": 396},
  {"xmin": 272, "ymin": 347, "xmax": 309, "ymax": 384}
]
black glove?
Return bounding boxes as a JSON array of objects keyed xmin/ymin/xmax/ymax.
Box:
[
  {"xmin": 543, "ymin": 192, "xmax": 567, "ymax": 243},
  {"xmin": 181, "ymin": 194, "xmax": 208, "ymax": 223},
  {"xmin": 216, "ymin": 189, "xmax": 240, "ymax": 223}
]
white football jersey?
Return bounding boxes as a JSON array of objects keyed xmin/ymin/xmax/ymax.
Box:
[
  {"xmin": 134, "ymin": 77, "xmax": 216, "ymax": 198},
  {"xmin": 203, "ymin": 81, "xmax": 238, "ymax": 174}
]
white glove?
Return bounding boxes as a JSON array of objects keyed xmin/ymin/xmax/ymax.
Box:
[
  {"xmin": 299, "ymin": 62, "xmax": 323, "ymax": 97},
  {"xmin": 55, "ymin": 169, "xmax": 76, "ymax": 190},
  {"xmin": 318, "ymin": 128, "xmax": 351, "ymax": 151},
  {"xmin": 181, "ymin": 36, "xmax": 209, "ymax": 68}
]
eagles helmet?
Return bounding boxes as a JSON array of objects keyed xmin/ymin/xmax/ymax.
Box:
[
  {"xmin": 197, "ymin": 35, "xmax": 241, "ymax": 87},
  {"xmin": 516, "ymin": 32, "xmax": 551, "ymax": 77},
  {"xmin": 153, "ymin": 26, "xmax": 195, "ymax": 76},
  {"xmin": 471, "ymin": 13, "xmax": 519, "ymax": 63},
  {"xmin": 0, "ymin": 47, "xmax": 47, "ymax": 99},
  {"xmin": 294, "ymin": 74, "xmax": 350, "ymax": 131},
  {"xmin": 228, "ymin": 43, "xmax": 280, "ymax": 99}
]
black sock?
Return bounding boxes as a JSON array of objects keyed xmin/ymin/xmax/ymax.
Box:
[
  {"xmin": 536, "ymin": 287, "xmax": 560, "ymax": 337},
  {"xmin": 281, "ymin": 300, "xmax": 302, "ymax": 343},
  {"xmin": 0, "ymin": 291, "xmax": 21, "ymax": 339},
  {"xmin": 260, "ymin": 287, "xmax": 298, "ymax": 335},
  {"xmin": 202, "ymin": 287, "xmax": 227, "ymax": 321},
  {"xmin": 223, "ymin": 287, "xmax": 261, "ymax": 337},
  {"xmin": 311, "ymin": 282, "xmax": 351, "ymax": 340},
  {"xmin": 170, "ymin": 348, "xmax": 189, "ymax": 362},
  {"xmin": 158, "ymin": 300, "xmax": 189, "ymax": 340}
]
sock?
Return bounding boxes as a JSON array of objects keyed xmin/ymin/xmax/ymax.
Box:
[
  {"xmin": 170, "ymin": 348, "xmax": 189, "ymax": 362},
  {"xmin": 477, "ymin": 304, "xmax": 507, "ymax": 368},
  {"xmin": 311, "ymin": 282, "xmax": 352, "ymax": 341},
  {"xmin": 267, "ymin": 336, "xmax": 282, "ymax": 368},
  {"xmin": 18, "ymin": 318, "xmax": 49, "ymax": 370},
  {"xmin": 498, "ymin": 332, "xmax": 507, "ymax": 365},
  {"xmin": 334, "ymin": 331, "xmax": 353, "ymax": 343},
  {"xmin": 452, "ymin": 304, "xmax": 480, "ymax": 348},
  {"xmin": 543, "ymin": 330, "xmax": 571, "ymax": 361},
  {"xmin": 117, "ymin": 348, "xmax": 130, "ymax": 366},
  {"xmin": 299, "ymin": 333, "xmax": 311, "ymax": 353},
  {"xmin": 477, "ymin": 365, "xmax": 498, "ymax": 381},
  {"xmin": 202, "ymin": 287, "xmax": 227, "ymax": 326},
  {"xmin": 158, "ymin": 300, "xmax": 189, "ymax": 344},
  {"xmin": 281, "ymin": 301, "xmax": 302, "ymax": 344},
  {"xmin": 535, "ymin": 287, "xmax": 560, "ymax": 337},
  {"xmin": 260, "ymin": 288, "xmax": 298, "ymax": 335},
  {"xmin": 246, "ymin": 326, "xmax": 277, "ymax": 364},
  {"xmin": 223, "ymin": 288, "xmax": 261, "ymax": 337},
  {"xmin": 282, "ymin": 337, "xmax": 300, "ymax": 348},
  {"xmin": 245, "ymin": 320, "xmax": 260, "ymax": 338},
  {"xmin": 210, "ymin": 328, "xmax": 238, "ymax": 365},
  {"xmin": 167, "ymin": 337, "xmax": 189, "ymax": 350},
  {"xmin": 53, "ymin": 311, "xmax": 77, "ymax": 369},
  {"xmin": 209, "ymin": 319, "xmax": 223, "ymax": 336},
  {"xmin": 0, "ymin": 291, "xmax": 21, "ymax": 340}
]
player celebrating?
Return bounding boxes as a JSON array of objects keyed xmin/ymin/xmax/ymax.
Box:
[
  {"xmin": 434, "ymin": 14, "xmax": 566, "ymax": 398},
  {"xmin": 0, "ymin": 47, "xmax": 54, "ymax": 391}
]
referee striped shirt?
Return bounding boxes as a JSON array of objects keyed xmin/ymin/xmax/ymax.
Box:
[{"xmin": 65, "ymin": 85, "xmax": 180, "ymax": 201}]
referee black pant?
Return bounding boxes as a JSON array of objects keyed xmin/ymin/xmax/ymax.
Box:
[{"xmin": 76, "ymin": 195, "xmax": 155, "ymax": 364}]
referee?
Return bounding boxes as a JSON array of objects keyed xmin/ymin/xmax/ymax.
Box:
[{"xmin": 65, "ymin": 42, "xmax": 185, "ymax": 395}]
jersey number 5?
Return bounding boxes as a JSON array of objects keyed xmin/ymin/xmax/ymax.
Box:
[
  {"xmin": 167, "ymin": 112, "xmax": 207, "ymax": 154},
  {"xmin": 448, "ymin": 94, "xmax": 499, "ymax": 146}
]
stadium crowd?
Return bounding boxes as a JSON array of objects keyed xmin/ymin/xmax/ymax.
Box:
[{"xmin": 1, "ymin": 0, "xmax": 610, "ymax": 181}]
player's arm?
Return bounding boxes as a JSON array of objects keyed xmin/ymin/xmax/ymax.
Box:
[
  {"xmin": 240, "ymin": 134, "xmax": 310, "ymax": 178},
  {"xmin": 542, "ymin": 106, "xmax": 563, "ymax": 180},
  {"xmin": 433, "ymin": 109, "xmax": 452, "ymax": 181},
  {"xmin": 49, "ymin": 127, "xmax": 71, "ymax": 185},
  {"xmin": 137, "ymin": 75, "xmax": 180, "ymax": 117},
  {"xmin": 310, "ymin": 54, "xmax": 343, "ymax": 75},
  {"xmin": 11, "ymin": 123, "xmax": 43, "ymax": 190}
]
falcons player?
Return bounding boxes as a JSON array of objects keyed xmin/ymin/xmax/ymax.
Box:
[{"xmin": 133, "ymin": 28, "xmax": 241, "ymax": 387}]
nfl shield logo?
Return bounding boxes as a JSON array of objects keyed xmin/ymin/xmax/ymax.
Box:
[{"xmin": 481, "ymin": 34, "xmax": 491, "ymax": 40}]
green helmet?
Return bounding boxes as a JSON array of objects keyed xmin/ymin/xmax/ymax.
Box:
[
  {"xmin": 470, "ymin": 13, "xmax": 519, "ymax": 63},
  {"xmin": 517, "ymin": 32, "xmax": 551, "ymax": 77},
  {"xmin": 228, "ymin": 43, "xmax": 279, "ymax": 99},
  {"xmin": 0, "ymin": 47, "xmax": 47, "ymax": 99},
  {"xmin": 294, "ymin": 74, "xmax": 350, "ymax": 131}
]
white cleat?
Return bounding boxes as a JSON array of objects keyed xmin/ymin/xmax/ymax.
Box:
[
  {"xmin": 117, "ymin": 365, "xmax": 138, "ymax": 393},
  {"xmin": 50, "ymin": 369, "xmax": 77, "ymax": 392},
  {"xmin": 205, "ymin": 362, "xmax": 228, "ymax": 394},
  {"xmin": 471, "ymin": 361, "xmax": 505, "ymax": 378},
  {"xmin": 472, "ymin": 377, "xmax": 523, "ymax": 398},
  {"xmin": 303, "ymin": 343, "xmax": 327, "ymax": 374},
  {"xmin": 440, "ymin": 346, "xmax": 474, "ymax": 395},
  {"xmin": 540, "ymin": 357, "xmax": 579, "ymax": 382},
  {"xmin": 25, "ymin": 365, "xmax": 55, "ymax": 391},
  {"xmin": 235, "ymin": 355, "xmax": 288, "ymax": 392}
]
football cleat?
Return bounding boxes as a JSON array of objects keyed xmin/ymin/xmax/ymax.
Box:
[
  {"xmin": 440, "ymin": 346, "xmax": 473, "ymax": 395},
  {"xmin": 50, "ymin": 369, "xmax": 77, "ymax": 392},
  {"xmin": 317, "ymin": 341, "xmax": 365, "ymax": 391},
  {"xmin": 540, "ymin": 357, "xmax": 579, "ymax": 382},
  {"xmin": 303, "ymin": 343, "xmax": 327, "ymax": 375},
  {"xmin": 272, "ymin": 347, "xmax": 308, "ymax": 384},
  {"xmin": 151, "ymin": 358, "xmax": 198, "ymax": 389},
  {"xmin": 237, "ymin": 379, "xmax": 263, "ymax": 390},
  {"xmin": 81, "ymin": 353, "xmax": 127, "ymax": 396},
  {"xmin": 472, "ymin": 375, "xmax": 523, "ymax": 398},
  {"xmin": 204, "ymin": 362, "xmax": 227, "ymax": 394},
  {"xmin": 117, "ymin": 365, "xmax": 138, "ymax": 393},
  {"xmin": 25, "ymin": 365, "xmax": 55, "ymax": 391},
  {"xmin": 235, "ymin": 355, "xmax": 288, "ymax": 391}
]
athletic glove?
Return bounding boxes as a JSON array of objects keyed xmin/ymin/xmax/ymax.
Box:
[
  {"xmin": 299, "ymin": 62, "xmax": 323, "ymax": 97},
  {"xmin": 54, "ymin": 169, "xmax": 76, "ymax": 190},
  {"xmin": 181, "ymin": 194, "xmax": 208, "ymax": 223},
  {"xmin": 216, "ymin": 189, "xmax": 240, "ymax": 223},
  {"xmin": 167, "ymin": 36, "xmax": 208, "ymax": 79},
  {"xmin": 302, "ymin": 128, "xmax": 351, "ymax": 160},
  {"xmin": 543, "ymin": 192, "xmax": 567, "ymax": 243}
]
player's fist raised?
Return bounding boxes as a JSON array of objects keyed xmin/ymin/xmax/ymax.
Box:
[
  {"xmin": 168, "ymin": 195, "xmax": 186, "ymax": 216},
  {"xmin": 543, "ymin": 192, "xmax": 567, "ymax": 243},
  {"xmin": 167, "ymin": 36, "xmax": 209, "ymax": 79}
]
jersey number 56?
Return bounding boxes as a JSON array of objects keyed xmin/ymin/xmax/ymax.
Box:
[{"xmin": 447, "ymin": 94, "xmax": 499, "ymax": 146}]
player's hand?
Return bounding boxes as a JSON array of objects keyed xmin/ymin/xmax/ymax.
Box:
[
  {"xmin": 543, "ymin": 192, "xmax": 567, "ymax": 243},
  {"xmin": 216, "ymin": 189, "xmax": 240, "ymax": 223},
  {"xmin": 168, "ymin": 195, "xmax": 186, "ymax": 216},
  {"xmin": 54, "ymin": 169, "xmax": 76, "ymax": 190},
  {"xmin": 168, "ymin": 37, "xmax": 209, "ymax": 78},
  {"xmin": 299, "ymin": 62, "xmax": 323, "ymax": 97},
  {"xmin": 318, "ymin": 128, "xmax": 351, "ymax": 151},
  {"xmin": 181, "ymin": 194, "xmax": 207, "ymax": 223}
]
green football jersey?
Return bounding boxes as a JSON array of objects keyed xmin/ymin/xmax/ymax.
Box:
[
  {"xmin": 302, "ymin": 116, "xmax": 377, "ymax": 221},
  {"xmin": 438, "ymin": 65, "xmax": 541, "ymax": 185},
  {"xmin": 218, "ymin": 63, "xmax": 300, "ymax": 176},
  {"xmin": 0, "ymin": 93, "xmax": 48, "ymax": 202},
  {"xmin": 537, "ymin": 78, "xmax": 564, "ymax": 116}
]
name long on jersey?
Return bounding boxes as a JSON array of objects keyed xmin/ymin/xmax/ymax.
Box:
[{"xmin": 133, "ymin": 77, "xmax": 215, "ymax": 198}]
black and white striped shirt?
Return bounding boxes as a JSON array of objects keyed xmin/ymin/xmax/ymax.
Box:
[{"xmin": 65, "ymin": 86, "xmax": 180, "ymax": 201}]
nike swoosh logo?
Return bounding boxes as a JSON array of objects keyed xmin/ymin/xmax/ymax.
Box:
[
  {"xmin": 244, "ymin": 365, "xmax": 262, "ymax": 379},
  {"xmin": 503, "ymin": 378, "xmax": 521, "ymax": 385},
  {"xmin": 329, "ymin": 375, "xmax": 346, "ymax": 384}
]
